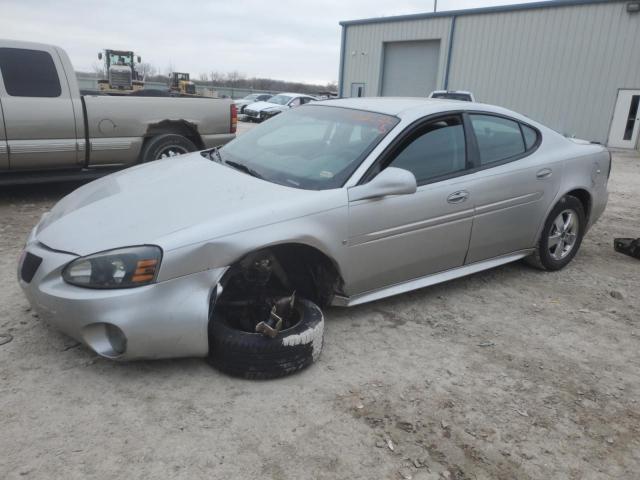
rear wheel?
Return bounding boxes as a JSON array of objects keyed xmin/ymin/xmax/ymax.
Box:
[
  {"xmin": 140, "ymin": 134, "xmax": 197, "ymax": 162},
  {"xmin": 526, "ymin": 195, "xmax": 585, "ymax": 271}
]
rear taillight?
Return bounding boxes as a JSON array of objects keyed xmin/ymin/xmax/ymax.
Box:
[{"xmin": 230, "ymin": 104, "xmax": 237, "ymax": 134}]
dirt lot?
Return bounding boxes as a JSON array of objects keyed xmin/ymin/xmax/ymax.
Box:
[{"xmin": 1, "ymin": 148, "xmax": 639, "ymax": 480}]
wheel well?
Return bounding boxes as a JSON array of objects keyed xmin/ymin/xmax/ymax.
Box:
[
  {"xmin": 219, "ymin": 243, "xmax": 344, "ymax": 308},
  {"xmin": 143, "ymin": 120, "xmax": 204, "ymax": 150},
  {"xmin": 565, "ymin": 189, "xmax": 592, "ymax": 221}
]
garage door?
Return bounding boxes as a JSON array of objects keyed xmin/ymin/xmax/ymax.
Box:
[{"xmin": 381, "ymin": 40, "xmax": 440, "ymax": 97}]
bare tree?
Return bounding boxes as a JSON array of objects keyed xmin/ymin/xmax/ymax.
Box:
[{"xmin": 137, "ymin": 62, "xmax": 157, "ymax": 79}]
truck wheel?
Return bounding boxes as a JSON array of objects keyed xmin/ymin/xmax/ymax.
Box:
[
  {"xmin": 208, "ymin": 298, "xmax": 324, "ymax": 379},
  {"xmin": 140, "ymin": 134, "xmax": 197, "ymax": 162}
]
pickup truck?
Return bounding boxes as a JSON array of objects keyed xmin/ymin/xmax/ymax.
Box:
[{"xmin": 0, "ymin": 39, "xmax": 236, "ymax": 185}]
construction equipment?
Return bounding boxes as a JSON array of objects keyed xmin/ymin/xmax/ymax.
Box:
[
  {"xmin": 169, "ymin": 72, "xmax": 197, "ymax": 96},
  {"xmin": 97, "ymin": 49, "xmax": 144, "ymax": 93}
]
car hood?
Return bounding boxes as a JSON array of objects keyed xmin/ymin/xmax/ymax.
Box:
[
  {"xmin": 35, "ymin": 153, "xmax": 327, "ymax": 256},
  {"xmin": 245, "ymin": 101, "xmax": 286, "ymax": 112}
]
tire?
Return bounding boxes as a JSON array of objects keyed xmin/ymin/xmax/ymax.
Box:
[
  {"xmin": 139, "ymin": 134, "xmax": 197, "ymax": 162},
  {"xmin": 208, "ymin": 298, "xmax": 324, "ymax": 379},
  {"xmin": 526, "ymin": 195, "xmax": 586, "ymax": 271}
]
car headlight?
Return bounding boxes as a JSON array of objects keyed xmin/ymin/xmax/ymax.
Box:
[{"xmin": 62, "ymin": 245, "xmax": 162, "ymax": 289}]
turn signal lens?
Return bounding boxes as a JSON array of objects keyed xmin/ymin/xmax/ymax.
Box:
[
  {"xmin": 230, "ymin": 103, "xmax": 237, "ymax": 133},
  {"xmin": 62, "ymin": 246, "xmax": 162, "ymax": 289}
]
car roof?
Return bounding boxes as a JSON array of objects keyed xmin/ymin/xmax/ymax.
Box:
[{"xmin": 316, "ymin": 97, "xmax": 526, "ymax": 123}]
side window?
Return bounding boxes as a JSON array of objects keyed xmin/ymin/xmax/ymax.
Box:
[
  {"xmin": 521, "ymin": 124, "xmax": 539, "ymax": 150},
  {"xmin": 289, "ymin": 97, "xmax": 302, "ymax": 107},
  {"xmin": 0, "ymin": 48, "xmax": 62, "ymax": 98},
  {"xmin": 470, "ymin": 114, "xmax": 525, "ymax": 165},
  {"xmin": 388, "ymin": 116, "xmax": 466, "ymax": 184},
  {"xmin": 300, "ymin": 97, "xmax": 313, "ymax": 105}
]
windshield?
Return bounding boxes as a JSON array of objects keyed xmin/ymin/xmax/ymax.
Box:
[
  {"xmin": 219, "ymin": 105, "xmax": 399, "ymax": 190},
  {"xmin": 243, "ymin": 94, "xmax": 259, "ymax": 100},
  {"xmin": 109, "ymin": 53, "xmax": 133, "ymax": 66},
  {"xmin": 268, "ymin": 94, "xmax": 293, "ymax": 105}
]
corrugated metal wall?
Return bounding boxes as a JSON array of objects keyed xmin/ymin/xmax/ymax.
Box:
[
  {"xmin": 341, "ymin": 18, "xmax": 451, "ymax": 98},
  {"xmin": 341, "ymin": 0, "xmax": 640, "ymax": 145},
  {"xmin": 449, "ymin": 1, "xmax": 640, "ymax": 144}
]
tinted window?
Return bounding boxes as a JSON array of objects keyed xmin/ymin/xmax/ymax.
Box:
[
  {"xmin": 470, "ymin": 114, "xmax": 525, "ymax": 165},
  {"xmin": 431, "ymin": 92, "xmax": 472, "ymax": 101},
  {"xmin": 521, "ymin": 124, "xmax": 538, "ymax": 150},
  {"xmin": 0, "ymin": 48, "xmax": 61, "ymax": 97},
  {"xmin": 389, "ymin": 116, "xmax": 466, "ymax": 184}
]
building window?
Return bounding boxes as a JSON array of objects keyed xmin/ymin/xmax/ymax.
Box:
[{"xmin": 351, "ymin": 83, "xmax": 365, "ymax": 98}]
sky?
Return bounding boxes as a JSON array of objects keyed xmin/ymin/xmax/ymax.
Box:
[{"xmin": 1, "ymin": 0, "xmax": 546, "ymax": 85}]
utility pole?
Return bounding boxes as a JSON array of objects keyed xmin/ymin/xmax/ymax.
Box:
[{"xmin": 434, "ymin": 0, "xmax": 437, "ymax": 12}]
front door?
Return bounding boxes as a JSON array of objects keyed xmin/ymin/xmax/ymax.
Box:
[
  {"xmin": 608, "ymin": 89, "xmax": 640, "ymax": 149},
  {"xmin": 0, "ymin": 46, "xmax": 80, "ymax": 169},
  {"xmin": 346, "ymin": 115, "xmax": 474, "ymax": 295}
]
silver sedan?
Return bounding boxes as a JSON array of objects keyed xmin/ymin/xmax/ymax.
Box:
[{"xmin": 18, "ymin": 98, "xmax": 610, "ymax": 363}]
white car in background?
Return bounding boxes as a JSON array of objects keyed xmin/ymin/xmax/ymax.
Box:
[
  {"xmin": 234, "ymin": 93, "xmax": 274, "ymax": 114},
  {"xmin": 243, "ymin": 93, "xmax": 317, "ymax": 122},
  {"xmin": 429, "ymin": 90, "xmax": 476, "ymax": 102}
]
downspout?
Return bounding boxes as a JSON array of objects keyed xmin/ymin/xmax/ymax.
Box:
[
  {"xmin": 443, "ymin": 15, "xmax": 457, "ymax": 90},
  {"xmin": 338, "ymin": 24, "xmax": 346, "ymax": 98}
]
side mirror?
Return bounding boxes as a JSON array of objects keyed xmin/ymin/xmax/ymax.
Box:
[
  {"xmin": 98, "ymin": 52, "xmax": 102, "ymax": 60},
  {"xmin": 348, "ymin": 167, "xmax": 417, "ymax": 202}
]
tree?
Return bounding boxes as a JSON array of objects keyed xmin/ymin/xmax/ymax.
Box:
[{"xmin": 137, "ymin": 62, "xmax": 157, "ymax": 79}]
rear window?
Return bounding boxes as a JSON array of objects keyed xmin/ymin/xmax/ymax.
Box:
[
  {"xmin": 431, "ymin": 92, "xmax": 472, "ymax": 101},
  {"xmin": 0, "ymin": 47, "xmax": 62, "ymax": 97}
]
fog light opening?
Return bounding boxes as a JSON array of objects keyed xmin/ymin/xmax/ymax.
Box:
[{"xmin": 82, "ymin": 323, "xmax": 127, "ymax": 358}]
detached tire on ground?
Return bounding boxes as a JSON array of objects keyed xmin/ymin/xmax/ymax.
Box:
[
  {"xmin": 140, "ymin": 134, "xmax": 197, "ymax": 162},
  {"xmin": 208, "ymin": 299, "xmax": 324, "ymax": 379}
]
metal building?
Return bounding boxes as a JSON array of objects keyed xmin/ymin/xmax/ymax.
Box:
[{"xmin": 338, "ymin": 0, "xmax": 640, "ymax": 149}]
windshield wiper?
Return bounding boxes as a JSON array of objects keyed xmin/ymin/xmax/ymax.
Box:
[{"xmin": 224, "ymin": 160, "xmax": 264, "ymax": 179}]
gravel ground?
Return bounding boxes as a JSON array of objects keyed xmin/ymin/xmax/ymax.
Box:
[{"xmin": 0, "ymin": 147, "xmax": 639, "ymax": 480}]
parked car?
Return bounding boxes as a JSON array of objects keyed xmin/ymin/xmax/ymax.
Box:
[
  {"xmin": 19, "ymin": 98, "xmax": 610, "ymax": 378},
  {"xmin": 0, "ymin": 40, "xmax": 236, "ymax": 185},
  {"xmin": 243, "ymin": 93, "xmax": 317, "ymax": 122},
  {"xmin": 235, "ymin": 93, "xmax": 273, "ymax": 114},
  {"xmin": 429, "ymin": 90, "xmax": 476, "ymax": 102}
]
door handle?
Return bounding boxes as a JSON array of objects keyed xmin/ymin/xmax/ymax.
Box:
[
  {"xmin": 447, "ymin": 190, "xmax": 469, "ymax": 203},
  {"xmin": 536, "ymin": 168, "xmax": 553, "ymax": 179}
]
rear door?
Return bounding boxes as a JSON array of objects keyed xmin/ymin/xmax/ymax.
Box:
[
  {"xmin": 463, "ymin": 113, "xmax": 562, "ymax": 264},
  {"xmin": 0, "ymin": 46, "xmax": 80, "ymax": 169}
]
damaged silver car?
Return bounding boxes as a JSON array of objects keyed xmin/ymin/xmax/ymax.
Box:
[{"xmin": 18, "ymin": 98, "xmax": 610, "ymax": 378}]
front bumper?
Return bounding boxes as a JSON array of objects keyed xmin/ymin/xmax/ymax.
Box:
[{"xmin": 18, "ymin": 241, "xmax": 226, "ymax": 360}]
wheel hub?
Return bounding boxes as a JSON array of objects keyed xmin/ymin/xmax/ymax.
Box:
[{"xmin": 548, "ymin": 209, "xmax": 579, "ymax": 261}]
